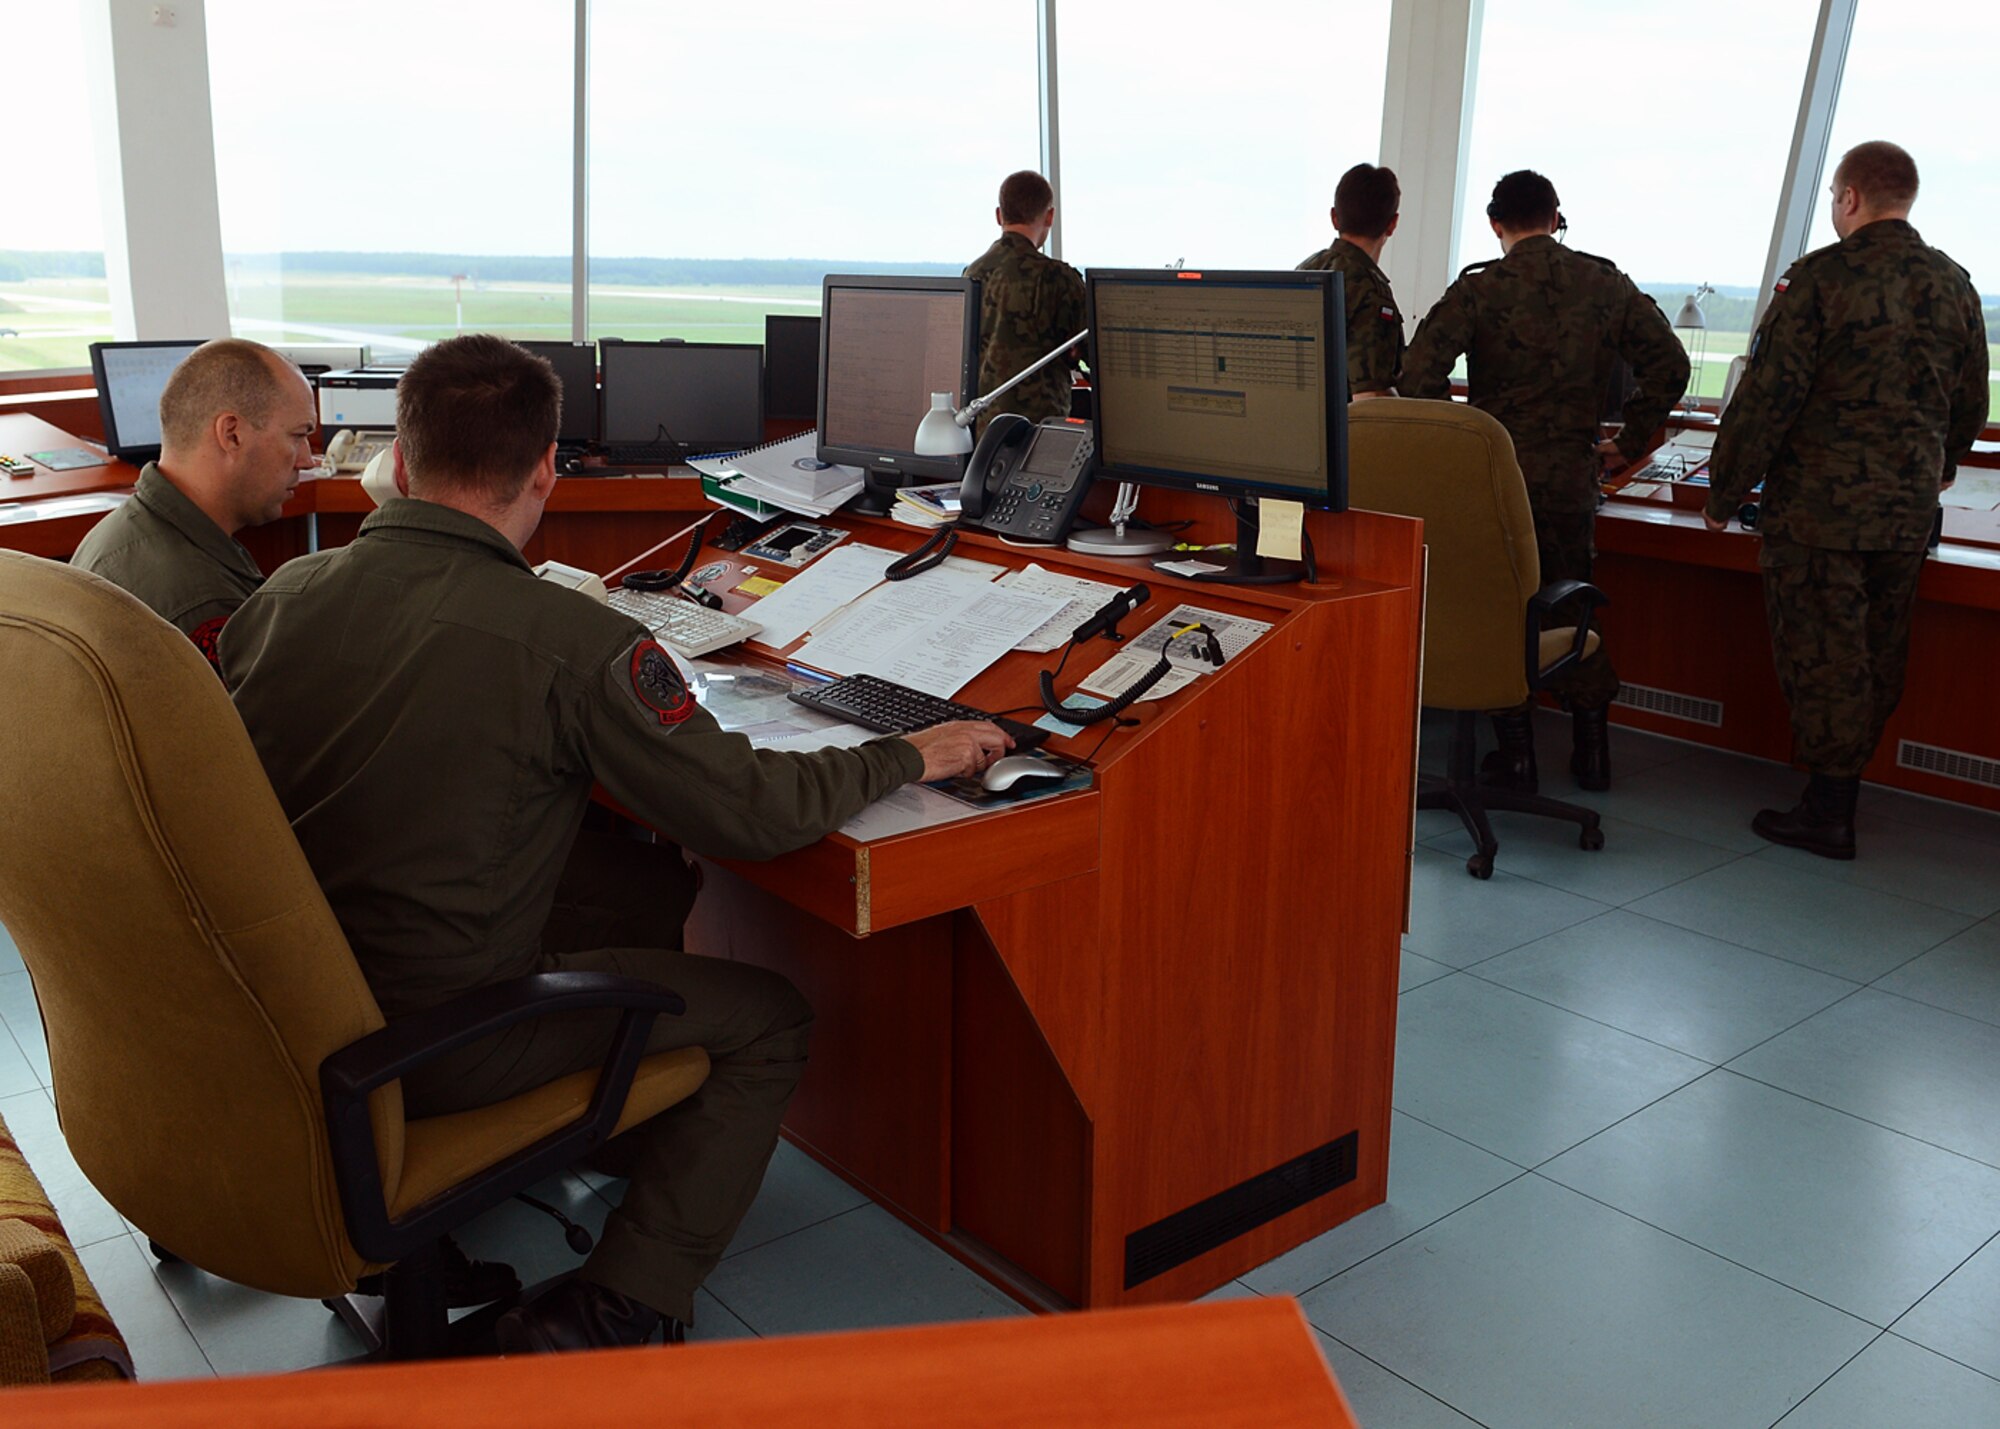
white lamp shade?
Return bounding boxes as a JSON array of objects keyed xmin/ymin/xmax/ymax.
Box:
[
  {"xmin": 913, "ymin": 392, "xmax": 973, "ymax": 457},
  {"xmin": 1673, "ymin": 294, "xmax": 1707, "ymax": 330}
]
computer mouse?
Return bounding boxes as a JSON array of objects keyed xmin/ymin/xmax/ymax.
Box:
[{"xmin": 981, "ymin": 755, "xmax": 1068, "ymax": 794}]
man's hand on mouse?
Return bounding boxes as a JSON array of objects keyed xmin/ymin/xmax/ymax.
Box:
[{"xmin": 905, "ymin": 721, "xmax": 1014, "ymax": 782}]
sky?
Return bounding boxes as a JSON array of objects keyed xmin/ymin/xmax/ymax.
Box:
[{"xmin": 11, "ymin": 0, "xmax": 1995, "ymax": 294}]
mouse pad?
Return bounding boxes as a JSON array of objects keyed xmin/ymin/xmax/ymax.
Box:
[{"xmin": 930, "ymin": 750, "xmax": 1092, "ymax": 810}]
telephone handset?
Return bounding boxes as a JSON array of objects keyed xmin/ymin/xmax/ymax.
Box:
[
  {"xmin": 326, "ymin": 428, "xmax": 395, "ymax": 474},
  {"xmin": 960, "ymin": 415, "xmax": 1096, "ymax": 544}
]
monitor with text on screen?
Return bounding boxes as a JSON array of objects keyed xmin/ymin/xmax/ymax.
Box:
[
  {"xmin": 816, "ymin": 274, "xmax": 979, "ymax": 512},
  {"xmin": 1086, "ymin": 269, "xmax": 1347, "ymax": 513},
  {"xmin": 89, "ymin": 340, "xmax": 205, "ymax": 464}
]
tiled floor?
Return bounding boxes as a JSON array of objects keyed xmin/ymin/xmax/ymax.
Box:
[{"xmin": 4, "ymin": 710, "xmax": 2000, "ymax": 1426}]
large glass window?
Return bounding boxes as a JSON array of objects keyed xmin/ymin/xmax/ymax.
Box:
[
  {"xmin": 206, "ymin": 1, "xmax": 574, "ymax": 357},
  {"xmin": 587, "ymin": 2, "xmax": 1039, "ymax": 342},
  {"xmin": 1057, "ymin": 0, "xmax": 1392, "ymax": 272},
  {"xmin": 1809, "ymin": 1, "xmax": 2000, "ymax": 396},
  {"xmin": 0, "ymin": 1, "xmax": 110, "ymax": 373},
  {"xmin": 1456, "ymin": 0, "xmax": 1821, "ymax": 399}
]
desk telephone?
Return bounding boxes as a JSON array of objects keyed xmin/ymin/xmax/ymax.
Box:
[
  {"xmin": 961, "ymin": 415, "xmax": 1096, "ymax": 544},
  {"xmin": 326, "ymin": 428, "xmax": 394, "ymax": 473}
]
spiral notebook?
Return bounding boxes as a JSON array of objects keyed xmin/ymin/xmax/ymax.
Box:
[{"xmin": 687, "ymin": 430, "xmax": 863, "ymax": 501}]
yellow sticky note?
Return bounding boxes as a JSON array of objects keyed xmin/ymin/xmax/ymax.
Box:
[
  {"xmin": 1256, "ymin": 499, "xmax": 1305, "ymax": 561},
  {"xmin": 735, "ymin": 576, "xmax": 784, "ymax": 597}
]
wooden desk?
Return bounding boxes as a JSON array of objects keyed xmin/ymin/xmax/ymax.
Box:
[
  {"xmin": 615, "ymin": 503, "xmax": 1425, "ymax": 1311},
  {"xmin": 0, "ymin": 1298, "xmax": 1359, "ymax": 1427},
  {"xmin": 1594, "ymin": 465, "xmax": 2000, "ymax": 811}
]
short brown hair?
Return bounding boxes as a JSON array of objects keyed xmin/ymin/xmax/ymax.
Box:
[
  {"xmin": 158, "ymin": 339, "xmax": 295, "ymax": 451},
  {"xmin": 1834, "ymin": 141, "xmax": 1919, "ymax": 210},
  {"xmin": 998, "ymin": 170, "xmax": 1055, "ymax": 226},
  {"xmin": 396, "ymin": 335, "xmax": 561, "ymax": 502},
  {"xmin": 1334, "ymin": 163, "xmax": 1401, "ymax": 240}
]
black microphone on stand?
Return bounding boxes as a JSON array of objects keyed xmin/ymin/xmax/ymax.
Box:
[{"xmin": 1070, "ymin": 583, "xmax": 1149, "ymax": 644}]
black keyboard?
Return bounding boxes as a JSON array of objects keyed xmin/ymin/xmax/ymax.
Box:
[
  {"xmin": 594, "ymin": 441, "xmax": 688, "ymax": 467},
  {"xmin": 789, "ymin": 674, "xmax": 1048, "ymax": 749}
]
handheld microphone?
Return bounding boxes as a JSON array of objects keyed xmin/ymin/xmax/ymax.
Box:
[{"xmin": 1071, "ymin": 583, "xmax": 1149, "ymax": 644}]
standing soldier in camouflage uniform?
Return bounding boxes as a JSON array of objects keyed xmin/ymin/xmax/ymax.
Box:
[
  {"xmin": 1404, "ymin": 170, "xmax": 1689, "ymax": 792},
  {"xmin": 1297, "ymin": 162, "xmax": 1406, "ymax": 399},
  {"xmin": 223, "ymin": 336, "xmax": 1012, "ymax": 1353},
  {"xmin": 1707, "ymin": 141, "xmax": 1988, "ymax": 859},
  {"xmin": 963, "ymin": 170, "xmax": 1086, "ymax": 431},
  {"xmin": 71, "ymin": 339, "xmax": 318, "ymax": 667}
]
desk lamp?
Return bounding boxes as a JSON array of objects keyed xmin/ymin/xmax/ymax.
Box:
[
  {"xmin": 1673, "ymin": 283, "xmax": 1714, "ymax": 414},
  {"xmin": 911, "ymin": 329, "xmax": 1172, "ymax": 556}
]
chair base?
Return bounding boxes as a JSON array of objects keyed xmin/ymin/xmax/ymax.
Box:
[
  {"xmin": 1422, "ymin": 710, "xmax": 1604, "ymax": 879},
  {"xmin": 321, "ymin": 1241, "xmax": 536, "ymax": 1363}
]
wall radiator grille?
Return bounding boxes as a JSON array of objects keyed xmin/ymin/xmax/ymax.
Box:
[
  {"xmin": 1898, "ymin": 740, "xmax": 2000, "ymax": 790},
  {"xmin": 1614, "ymin": 682, "xmax": 1724, "ymax": 727}
]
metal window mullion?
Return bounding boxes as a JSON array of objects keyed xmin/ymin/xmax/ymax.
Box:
[
  {"xmin": 572, "ymin": 0, "xmax": 590, "ymax": 343},
  {"xmin": 1756, "ymin": 0, "xmax": 1860, "ymax": 325},
  {"xmin": 1039, "ymin": 0, "xmax": 1061, "ymax": 261}
]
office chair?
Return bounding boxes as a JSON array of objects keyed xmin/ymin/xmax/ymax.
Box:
[
  {"xmin": 0, "ymin": 552, "xmax": 710, "ymax": 1359},
  {"xmin": 1347, "ymin": 401, "xmax": 1606, "ymax": 879}
]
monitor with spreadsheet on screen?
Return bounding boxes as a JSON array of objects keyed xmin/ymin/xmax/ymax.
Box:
[
  {"xmin": 89, "ymin": 340, "xmax": 205, "ymax": 464},
  {"xmin": 816, "ymin": 274, "xmax": 980, "ymax": 511},
  {"xmin": 1085, "ymin": 269, "xmax": 1347, "ymax": 513}
]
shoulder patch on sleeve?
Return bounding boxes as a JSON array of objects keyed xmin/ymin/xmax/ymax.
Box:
[
  {"xmin": 1772, "ymin": 277, "xmax": 1790, "ymax": 296},
  {"xmin": 1379, "ymin": 305, "xmax": 1398, "ymax": 321},
  {"xmin": 625, "ymin": 639, "xmax": 696, "ymax": 726},
  {"xmin": 188, "ymin": 616, "xmax": 227, "ymax": 674}
]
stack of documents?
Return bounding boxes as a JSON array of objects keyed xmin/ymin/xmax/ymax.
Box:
[
  {"xmin": 795, "ymin": 564, "xmax": 1066, "ymax": 698},
  {"xmin": 689, "ymin": 431, "xmax": 864, "ymax": 517},
  {"xmin": 891, "ymin": 484, "xmax": 962, "ymax": 528}
]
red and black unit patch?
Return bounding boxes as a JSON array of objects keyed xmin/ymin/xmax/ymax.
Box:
[
  {"xmin": 188, "ymin": 615, "xmax": 228, "ymax": 675},
  {"xmin": 628, "ymin": 639, "xmax": 695, "ymax": 726}
]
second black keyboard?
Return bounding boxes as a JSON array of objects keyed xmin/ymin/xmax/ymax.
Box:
[{"xmin": 788, "ymin": 673, "xmax": 1048, "ymax": 749}]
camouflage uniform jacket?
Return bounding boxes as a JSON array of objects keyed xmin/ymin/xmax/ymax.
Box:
[
  {"xmin": 1707, "ymin": 219, "xmax": 1989, "ymax": 550},
  {"xmin": 1297, "ymin": 238, "xmax": 1405, "ymax": 397},
  {"xmin": 220, "ymin": 498, "xmax": 921, "ymax": 1018},
  {"xmin": 964, "ymin": 232, "xmax": 1087, "ymax": 427},
  {"xmin": 69, "ymin": 461, "xmax": 265, "ymax": 661},
  {"xmin": 1404, "ymin": 235, "xmax": 1691, "ymax": 513}
]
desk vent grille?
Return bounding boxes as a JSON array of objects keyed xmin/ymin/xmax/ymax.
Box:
[
  {"xmin": 1898, "ymin": 740, "xmax": 2000, "ymax": 790},
  {"xmin": 1614, "ymin": 682, "xmax": 1723, "ymax": 727},
  {"xmin": 1124, "ymin": 1131, "xmax": 1358, "ymax": 1290}
]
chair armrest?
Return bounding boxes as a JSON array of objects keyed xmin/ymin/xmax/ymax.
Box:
[
  {"xmin": 1526, "ymin": 579, "xmax": 1608, "ymax": 690},
  {"xmin": 320, "ymin": 972, "xmax": 685, "ymax": 1264}
]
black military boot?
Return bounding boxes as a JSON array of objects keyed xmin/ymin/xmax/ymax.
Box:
[
  {"xmin": 1570, "ymin": 705, "xmax": 1612, "ymax": 792},
  {"xmin": 496, "ymin": 1278, "xmax": 684, "ymax": 1355},
  {"xmin": 1752, "ymin": 774, "xmax": 1859, "ymax": 860},
  {"xmin": 1480, "ymin": 710, "xmax": 1539, "ymax": 793}
]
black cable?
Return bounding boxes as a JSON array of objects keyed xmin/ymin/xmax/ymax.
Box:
[
  {"xmin": 1082, "ymin": 711, "xmax": 1138, "ymax": 765},
  {"xmin": 622, "ymin": 510, "xmax": 718, "ymax": 591},
  {"xmin": 884, "ymin": 525, "xmax": 958, "ymax": 581}
]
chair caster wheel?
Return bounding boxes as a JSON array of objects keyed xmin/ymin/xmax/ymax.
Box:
[
  {"xmin": 148, "ymin": 1241, "xmax": 183, "ymax": 1265},
  {"xmin": 1579, "ymin": 826, "xmax": 1605, "ymax": 852},
  {"xmin": 1466, "ymin": 853, "xmax": 1494, "ymax": 880}
]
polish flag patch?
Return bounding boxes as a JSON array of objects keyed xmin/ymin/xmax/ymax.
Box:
[
  {"xmin": 1773, "ymin": 277, "xmax": 1791, "ymax": 295},
  {"xmin": 1379, "ymin": 306, "xmax": 1397, "ymax": 320}
]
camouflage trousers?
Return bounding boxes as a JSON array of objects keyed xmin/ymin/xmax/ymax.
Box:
[
  {"xmin": 1504, "ymin": 506, "xmax": 1619, "ymax": 713},
  {"xmin": 1761, "ymin": 538, "xmax": 1927, "ymax": 778}
]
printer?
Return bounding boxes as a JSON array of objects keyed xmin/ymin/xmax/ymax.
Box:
[{"xmin": 316, "ymin": 366, "xmax": 403, "ymax": 430}]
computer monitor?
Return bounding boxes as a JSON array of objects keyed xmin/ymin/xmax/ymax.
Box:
[
  {"xmin": 519, "ymin": 340, "xmax": 600, "ymax": 447},
  {"xmin": 816, "ymin": 274, "xmax": 980, "ymax": 512},
  {"xmin": 89, "ymin": 340, "xmax": 205, "ymax": 464},
  {"xmin": 763, "ymin": 313, "xmax": 821, "ymax": 422},
  {"xmin": 1085, "ymin": 268, "xmax": 1347, "ymax": 582},
  {"xmin": 597, "ymin": 340, "xmax": 764, "ymax": 455}
]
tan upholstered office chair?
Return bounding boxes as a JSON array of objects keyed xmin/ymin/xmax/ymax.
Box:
[
  {"xmin": 0, "ymin": 551, "xmax": 710, "ymax": 1359},
  {"xmin": 1348, "ymin": 401, "xmax": 1606, "ymax": 879}
]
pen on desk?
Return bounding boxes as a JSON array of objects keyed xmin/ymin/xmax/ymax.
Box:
[{"xmin": 785, "ymin": 663, "xmax": 835, "ymax": 683}]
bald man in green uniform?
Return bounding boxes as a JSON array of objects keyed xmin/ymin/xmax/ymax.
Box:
[
  {"xmin": 71, "ymin": 338, "xmax": 317, "ymax": 665},
  {"xmin": 222, "ymin": 335, "xmax": 1010, "ymax": 1353}
]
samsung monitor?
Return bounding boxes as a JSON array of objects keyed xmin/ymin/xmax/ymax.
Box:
[
  {"xmin": 597, "ymin": 340, "xmax": 764, "ymax": 455},
  {"xmin": 89, "ymin": 340, "xmax": 205, "ymax": 464},
  {"xmin": 816, "ymin": 274, "xmax": 979, "ymax": 511},
  {"xmin": 764, "ymin": 314, "xmax": 821, "ymax": 422},
  {"xmin": 519, "ymin": 340, "xmax": 601, "ymax": 447},
  {"xmin": 1085, "ymin": 268, "xmax": 1347, "ymax": 581}
]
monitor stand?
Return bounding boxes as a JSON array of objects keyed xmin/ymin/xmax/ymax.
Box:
[
  {"xmin": 851, "ymin": 469, "xmax": 926, "ymax": 516},
  {"xmin": 1066, "ymin": 482, "xmax": 1172, "ymax": 558},
  {"xmin": 1173, "ymin": 497, "xmax": 1312, "ymax": 586}
]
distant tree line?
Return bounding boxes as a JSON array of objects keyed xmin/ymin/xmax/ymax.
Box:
[{"xmin": 6, "ymin": 250, "xmax": 1999, "ymax": 343}]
